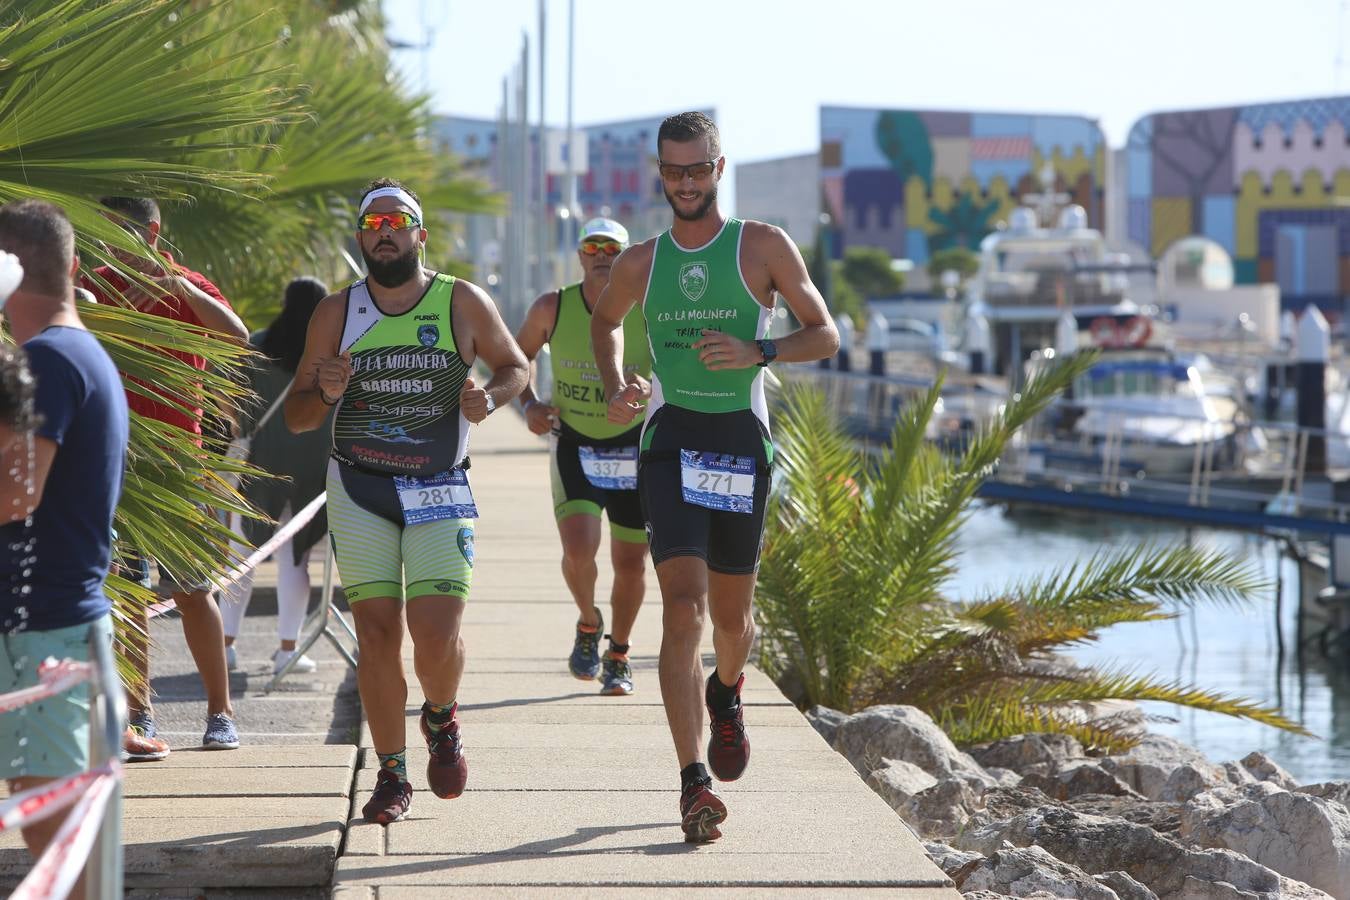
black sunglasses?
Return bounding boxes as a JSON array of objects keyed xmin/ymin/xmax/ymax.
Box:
[{"xmin": 657, "ymin": 157, "xmax": 721, "ymax": 182}]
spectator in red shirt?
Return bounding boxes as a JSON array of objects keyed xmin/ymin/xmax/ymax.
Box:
[{"xmin": 86, "ymin": 196, "xmax": 249, "ymax": 756}]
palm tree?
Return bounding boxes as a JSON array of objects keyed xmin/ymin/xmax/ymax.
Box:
[
  {"xmin": 756, "ymin": 359, "xmax": 1310, "ymax": 752},
  {"xmin": 160, "ymin": 0, "xmax": 497, "ymax": 325},
  {"xmin": 0, "ymin": 0, "xmax": 488, "ymax": 685}
]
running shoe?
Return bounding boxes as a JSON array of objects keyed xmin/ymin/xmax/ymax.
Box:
[
  {"xmin": 362, "ymin": 768, "xmax": 412, "ymax": 825},
  {"xmin": 705, "ymin": 672, "xmax": 749, "ymax": 781},
  {"xmin": 122, "ymin": 710, "xmax": 169, "ymax": 762},
  {"xmin": 568, "ymin": 610, "xmax": 603, "ymax": 680},
  {"xmin": 679, "ymin": 776, "xmax": 727, "ymax": 843},
  {"xmin": 272, "ymin": 647, "xmax": 318, "ymax": 674},
  {"xmin": 420, "ymin": 702, "xmax": 468, "ymax": 799},
  {"xmin": 599, "ymin": 648, "xmax": 633, "ymax": 696},
  {"xmin": 225, "ymin": 644, "xmax": 238, "ymax": 671},
  {"xmin": 202, "ymin": 712, "xmax": 240, "ymax": 750}
]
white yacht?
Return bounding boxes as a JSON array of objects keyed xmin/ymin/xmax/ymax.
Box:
[
  {"xmin": 965, "ymin": 166, "xmax": 1159, "ymax": 380},
  {"xmin": 1062, "ymin": 351, "xmax": 1243, "ymax": 475}
]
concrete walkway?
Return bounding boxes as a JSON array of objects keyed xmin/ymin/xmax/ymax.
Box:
[
  {"xmin": 0, "ymin": 409, "xmax": 956, "ymax": 897},
  {"xmin": 331, "ymin": 412, "xmax": 956, "ymax": 897}
]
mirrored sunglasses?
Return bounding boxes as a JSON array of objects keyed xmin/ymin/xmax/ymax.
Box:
[
  {"xmin": 580, "ymin": 239, "xmax": 623, "ymax": 256},
  {"xmin": 358, "ymin": 211, "xmax": 421, "ymax": 232}
]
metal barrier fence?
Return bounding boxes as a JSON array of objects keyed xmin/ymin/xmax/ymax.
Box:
[
  {"xmin": 0, "ymin": 622, "xmax": 124, "ymax": 899},
  {"xmin": 785, "ymin": 366, "xmax": 1350, "ymax": 534},
  {"xmin": 150, "ymin": 492, "xmax": 358, "ymax": 689},
  {"xmin": 2, "ymin": 486, "xmax": 359, "ymax": 896}
]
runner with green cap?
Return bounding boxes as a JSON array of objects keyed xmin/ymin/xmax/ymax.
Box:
[{"xmin": 514, "ymin": 216, "xmax": 652, "ymax": 695}]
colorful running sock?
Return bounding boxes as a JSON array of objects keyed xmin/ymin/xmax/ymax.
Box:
[
  {"xmin": 378, "ymin": 748, "xmax": 408, "ymax": 782},
  {"xmin": 424, "ymin": 700, "xmax": 457, "ymax": 729},
  {"xmin": 707, "ymin": 669, "xmax": 740, "ymax": 711},
  {"xmin": 680, "ymin": 761, "xmax": 710, "ymax": 791}
]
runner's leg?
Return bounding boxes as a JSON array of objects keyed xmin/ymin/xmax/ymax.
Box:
[
  {"xmin": 558, "ymin": 513, "xmax": 602, "ymax": 626},
  {"xmin": 607, "ymin": 533, "xmax": 648, "ymax": 645},
  {"xmin": 655, "ymin": 555, "xmax": 710, "ymax": 768}
]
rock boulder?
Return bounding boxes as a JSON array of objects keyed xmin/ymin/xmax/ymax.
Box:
[
  {"xmin": 956, "ymin": 844, "xmax": 1119, "ymax": 899},
  {"xmin": 832, "ymin": 705, "xmax": 994, "ymax": 787},
  {"xmin": 1101, "ymin": 735, "xmax": 1226, "ymax": 801},
  {"xmin": 1180, "ymin": 782, "xmax": 1350, "ymax": 898},
  {"xmin": 968, "ymin": 733, "xmax": 1085, "ymax": 775},
  {"xmin": 955, "ymin": 804, "xmax": 1330, "ymax": 899}
]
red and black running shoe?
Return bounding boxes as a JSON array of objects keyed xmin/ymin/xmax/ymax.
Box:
[
  {"xmin": 362, "ymin": 768, "xmax": 412, "ymax": 824},
  {"xmin": 705, "ymin": 672, "xmax": 750, "ymax": 781},
  {"xmin": 679, "ymin": 776, "xmax": 728, "ymax": 843},
  {"xmin": 420, "ymin": 702, "xmax": 469, "ymax": 799}
]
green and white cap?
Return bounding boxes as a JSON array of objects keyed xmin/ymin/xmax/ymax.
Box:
[{"xmin": 578, "ymin": 217, "xmax": 628, "ymax": 246}]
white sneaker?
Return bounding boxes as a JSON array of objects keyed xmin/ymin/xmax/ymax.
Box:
[
  {"xmin": 225, "ymin": 644, "xmax": 238, "ymax": 671},
  {"xmin": 273, "ymin": 648, "xmax": 317, "ymax": 674}
]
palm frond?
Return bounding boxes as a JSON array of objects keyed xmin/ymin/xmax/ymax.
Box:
[{"xmin": 757, "ymin": 351, "xmax": 1312, "ymax": 750}]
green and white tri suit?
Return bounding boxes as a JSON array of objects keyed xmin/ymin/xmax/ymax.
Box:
[
  {"xmin": 637, "ymin": 218, "xmax": 774, "ymax": 574},
  {"xmin": 547, "ymin": 281, "xmax": 651, "ymax": 543},
  {"xmin": 326, "ymin": 273, "xmax": 476, "ymax": 602}
]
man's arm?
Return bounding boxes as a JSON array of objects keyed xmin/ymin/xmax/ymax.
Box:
[
  {"xmin": 591, "ymin": 245, "xmax": 649, "ymax": 416},
  {"xmin": 513, "ymin": 292, "xmax": 561, "ymax": 434},
  {"xmin": 285, "ymin": 294, "xmax": 348, "ymax": 433},
  {"xmin": 159, "ymin": 275, "xmax": 249, "ymax": 342},
  {"xmin": 758, "ymin": 223, "xmax": 838, "ymax": 361},
  {"xmin": 0, "ymin": 437, "xmax": 56, "ymax": 524},
  {"xmin": 457, "ymin": 280, "xmax": 529, "ymax": 422},
  {"xmin": 694, "ymin": 224, "xmax": 838, "ymax": 370},
  {"xmin": 0, "ymin": 342, "xmax": 84, "ymax": 523}
]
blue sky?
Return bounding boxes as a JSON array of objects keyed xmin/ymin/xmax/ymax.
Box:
[{"xmin": 385, "ymin": 0, "xmax": 1350, "ymax": 165}]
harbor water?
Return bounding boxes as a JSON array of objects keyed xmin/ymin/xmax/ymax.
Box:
[{"xmin": 950, "ymin": 503, "xmax": 1350, "ymax": 783}]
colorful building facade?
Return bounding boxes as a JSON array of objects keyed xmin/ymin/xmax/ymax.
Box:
[
  {"xmin": 819, "ymin": 106, "xmax": 1106, "ymax": 265},
  {"xmin": 1125, "ymin": 96, "xmax": 1350, "ymax": 315}
]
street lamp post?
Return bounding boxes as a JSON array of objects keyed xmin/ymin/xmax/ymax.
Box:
[{"xmin": 815, "ymin": 212, "xmax": 833, "ymax": 370}]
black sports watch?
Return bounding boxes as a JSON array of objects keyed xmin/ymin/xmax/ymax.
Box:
[{"xmin": 755, "ymin": 339, "xmax": 778, "ymax": 367}]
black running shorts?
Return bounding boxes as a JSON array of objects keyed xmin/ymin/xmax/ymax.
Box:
[
  {"xmin": 638, "ymin": 404, "xmax": 772, "ymax": 575},
  {"xmin": 550, "ymin": 424, "xmax": 647, "ymax": 543}
]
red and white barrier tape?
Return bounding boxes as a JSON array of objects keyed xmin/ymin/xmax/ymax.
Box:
[
  {"xmin": 10, "ymin": 768, "xmax": 117, "ymax": 900},
  {"xmin": 0, "ymin": 659, "xmax": 92, "ymax": 715},
  {"xmin": 220, "ymin": 491, "xmax": 327, "ymax": 587},
  {"xmin": 0, "ymin": 763, "xmax": 116, "ymax": 834},
  {"xmin": 148, "ymin": 491, "xmax": 327, "ymax": 619}
]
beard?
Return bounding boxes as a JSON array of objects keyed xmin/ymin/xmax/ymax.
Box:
[
  {"xmin": 664, "ymin": 182, "xmax": 718, "ymax": 222},
  {"xmin": 362, "ymin": 243, "xmax": 421, "ymax": 288}
]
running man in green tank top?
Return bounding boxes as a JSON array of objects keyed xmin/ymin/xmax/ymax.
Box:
[
  {"xmin": 286, "ymin": 179, "xmax": 528, "ymax": 826},
  {"xmin": 591, "ymin": 113, "xmax": 839, "ymax": 843},
  {"xmin": 514, "ymin": 218, "xmax": 653, "ymax": 697}
]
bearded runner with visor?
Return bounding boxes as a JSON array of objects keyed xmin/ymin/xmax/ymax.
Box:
[
  {"xmin": 591, "ymin": 112, "xmax": 838, "ymax": 843},
  {"xmin": 286, "ymin": 178, "xmax": 528, "ymax": 826},
  {"xmin": 514, "ymin": 217, "xmax": 652, "ymax": 696}
]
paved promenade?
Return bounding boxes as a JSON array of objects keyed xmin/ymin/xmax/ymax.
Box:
[{"xmin": 2, "ymin": 410, "xmax": 956, "ymax": 897}]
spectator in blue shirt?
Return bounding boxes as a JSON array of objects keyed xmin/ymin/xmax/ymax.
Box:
[{"xmin": 0, "ymin": 200, "xmax": 129, "ymax": 897}]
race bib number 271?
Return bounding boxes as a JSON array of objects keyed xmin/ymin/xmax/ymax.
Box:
[{"xmin": 679, "ymin": 450, "xmax": 755, "ymax": 515}]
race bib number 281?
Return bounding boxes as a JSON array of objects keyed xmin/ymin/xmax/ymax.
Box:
[
  {"xmin": 679, "ymin": 450, "xmax": 755, "ymax": 515},
  {"xmin": 394, "ymin": 469, "xmax": 478, "ymax": 525}
]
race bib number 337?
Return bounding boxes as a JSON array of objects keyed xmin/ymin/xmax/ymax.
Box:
[
  {"xmin": 579, "ymin": 445, "xmax": 638, "ymax": 491},
  {"xmin": 394, "ymin": 469, "xmax": 478, "ymax": 525},
  {"xmin": 679, "ymin": 450, "xmax": 755, "ymax": 515}
]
